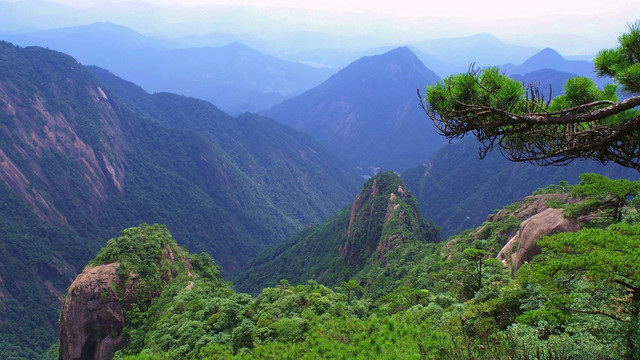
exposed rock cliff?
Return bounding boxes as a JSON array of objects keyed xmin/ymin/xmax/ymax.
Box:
[
  {"xmin": 59, "ymin": 263, "xmax": 128, "ymax": 360},
  {"xmin": 0, "ymin": 44, "xmax": 129, "ymax": 225}
]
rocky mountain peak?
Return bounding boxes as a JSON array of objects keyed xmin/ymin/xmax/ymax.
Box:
[{"xmin": 341, "ymin": 171, "xmax": 437, "ymax": 266}]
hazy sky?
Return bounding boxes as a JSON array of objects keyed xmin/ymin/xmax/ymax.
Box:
[
  {"xmin": 52, "ymin": 0, "xmax": 639, "ymax": 22},
  {"xmin": 9, "ymin": 0, "xmax": 640, "ymax": 55}
]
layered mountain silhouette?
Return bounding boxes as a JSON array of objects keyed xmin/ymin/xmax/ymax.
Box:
[
  {"xmin": 265, "ymin": 47, "xmax": 445, "ymax": 174},
  {"xmin": 1, "ymin": 22, "xmax": 334, "ymax": 114},
  {"xmin": 413, "ymin": 33, "xmax": 539, "ymax": 74},
  {"xmin": 504, "ymin": 48, "xmax": 595, "ymax": 77},
  {"xmin": 502, "ymin": 47, "xmax": 613, "ymax": 89},
  {"xmin": 510, "ymin": 69, "xmax": 576, "ymax": 100}
]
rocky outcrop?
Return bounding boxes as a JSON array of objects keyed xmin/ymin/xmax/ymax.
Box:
[
  {"xmin": 339, "ymin": 172, "xmax": 439, "ymax": 268},
  {"xmin": 488, "ymin": 193, "xmax": 569, "ymax": 223},
  {"xmin": 497, "ymin": 208, "xmax": 580, "ymax": 273},
  {"xmin": 59, "ymin": 239, "xmax": 192, "ymax": 360},
  {"xmin": 59, "ymin": 263, "xmax": 130, "ymax": 360}
]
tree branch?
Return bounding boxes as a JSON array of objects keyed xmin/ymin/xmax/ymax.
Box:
[{"xmin": 558, "ymin": 306, "xmax": 625, "ymax": 322}]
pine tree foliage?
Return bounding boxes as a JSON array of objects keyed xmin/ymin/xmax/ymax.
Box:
[{"xmin": 423, "ymin": 22, "xmax": 640, "ymax": 170}]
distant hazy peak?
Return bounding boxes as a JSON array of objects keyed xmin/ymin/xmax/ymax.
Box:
[
  {"xmin": 46, "ymin": 21, "xmax": 141, "ymax": 35},
  {"xmin": 350, "ymin": 46, "xmax": 429, "ymax": 72},
  {"xmin": 525, "ymin": 47, "xmax": 564, "ymax": 63},
  {"xmin": 376, "ymin": 46, "xmax": 417, "ymax": 59},
  {"xmin": 225, "ymin": 40, "xmax": 251, "ymax": 49}
]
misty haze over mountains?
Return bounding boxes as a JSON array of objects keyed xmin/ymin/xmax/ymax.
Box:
[
  {"xmin": 0, "ymin": 0, "xmax": 629, "ymax": 57},
  {"xmin": 0, "ymin": 1, "xmax": 622, "ymax": 215},
  {"xmin": 0, "ymin": 14, "xmax": 603, "ymax": 176},
  {"xmin": 0, "ymin": 20, "xmax": 601, "ymax": 115}
]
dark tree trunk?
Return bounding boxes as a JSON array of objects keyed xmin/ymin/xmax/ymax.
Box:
[{"xmin": 626, "ymin": 286, "xmax": 640, "ymax": 360}]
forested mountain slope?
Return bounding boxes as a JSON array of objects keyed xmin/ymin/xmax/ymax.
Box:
[
  {"xmin": 402, "ymin": 138, "xmax": 639, "ymax": 238},
  {"xmin": 59, "ymin": 174, "xmax": 640, "ymax": 360},
  {"xmin": 89, "ymin": 66, "xmax": 361, "ymax": 227},
  {"xmin": 0, "ymin": 41, "xmax": 359, "ymax": 358},
  {"xmin": 232, "ymin": 171, "xmax": 441, "ymax": 295},
  {"xmin": 265, "ymin": 47, "xmax": 445, "ymax": 174}
]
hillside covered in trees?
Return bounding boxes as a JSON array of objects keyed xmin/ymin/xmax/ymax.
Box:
[
  {"xmin": 60, "ymin": 171, "xmax": 640, "ymax": 360},
  {"xmin": 0, "ymin": 41, "xmax": 360, "ymax": 358}
]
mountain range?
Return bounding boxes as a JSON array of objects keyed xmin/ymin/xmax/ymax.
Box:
[
  {"xmin": 0, "ymin": 41, "xmax": 360, "ymax": 358},
  {"xmin": 0, "ymin": 18, "xmax": 636, "ymax": 358},
  {"xmin": 412, "ymin": 33, "xmax": 539, "ymax": 75},
  {"xmin": 503, "ymin": 48, "xmax": 595, "ymax": 77},
  {"xmin": 1, "ymin": 20, "xmax": 608, "ymax": 118},
  {"xmin": 1, "ymin": 22, "xmax": 335, "ymax": 115}
]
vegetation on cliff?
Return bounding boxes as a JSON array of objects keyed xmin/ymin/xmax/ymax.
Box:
[
  {"xmin": 230, "ymin": 171, "xmax": 441, "ymax": 295},
  {"xmin": 55, "ymin": 172, "xmax": 640, "ymax": 360}
]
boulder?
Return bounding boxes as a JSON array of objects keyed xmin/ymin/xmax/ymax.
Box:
[
  {"xmin": 58, "ymin": 263, "xmax": 129, "ymax": 360},
  {"xmin": 497, "ymin": 208, "xmax": 579, "ymax": 273}
]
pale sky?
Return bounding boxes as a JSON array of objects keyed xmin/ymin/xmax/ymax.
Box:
[
  {"xmin": 55, "ymin": 0, "xmax": 639, "ymax": 21},
  {"xmin": 10, "ymin": 0, "xmax": 640, "ymax": 55}
]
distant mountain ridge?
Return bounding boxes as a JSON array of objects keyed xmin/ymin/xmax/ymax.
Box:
[
  {"xmin": 413, "ymin": 33, "xmax": 539, "ymax": 74},
  {"xmin": 265, "ymin": 46, "xmax": 445, "ymax": 174},
  {"xmin": 1, "ymin": 22, "xmax": 334, "ymax": 115},
  {"xmin": 504, "ymin": 48, "xmax": 595, "ymax": 77}
]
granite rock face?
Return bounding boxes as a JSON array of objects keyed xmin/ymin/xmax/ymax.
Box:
[
  {"xmin": 497, "ymin": 208, "xmax": 580, "ymax": 272},
  {"xmin": 59, "ymin": 263, "xmax": 130, "ymax": 360}
]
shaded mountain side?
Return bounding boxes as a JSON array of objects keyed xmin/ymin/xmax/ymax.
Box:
[
  {"xmin": 90, "ymin": 66, "xmax": 361, "ymax": 224},
  {"xmin": 510, "ymin": 68, "xmax": 576, "ymax": 99},
  {"xmin": 402, "ymin": 138, "xmax": 640, "ymax": 239},
  {"xmin": 265, "ymin": 46, "xmax": 445, "ymax": 174},
  {"xmin": 0, "ymin": 42, "xmax": 359, "ymax": 358},
  {"xmin": 232, "ymin": 171, "xmax": 440, "ymax": 296}
]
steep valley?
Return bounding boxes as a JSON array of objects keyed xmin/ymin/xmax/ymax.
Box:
[{"xmin": 0, "ymin": 41, "xmax": 360, "ymax": 358}]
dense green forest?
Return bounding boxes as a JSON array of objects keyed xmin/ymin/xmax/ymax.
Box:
[
  {"xmin": 57, "ymin": 171, "xmax": 640, "ymax": 360},
  {"xmin": 231, "ymin": 171, "xmax": 440, "ymax": 295}
]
